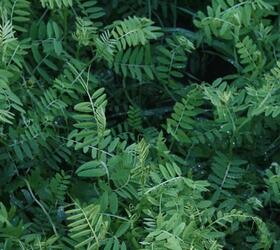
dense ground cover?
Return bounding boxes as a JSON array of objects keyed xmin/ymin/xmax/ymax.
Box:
[{"xmin": 1, "ymin": 0, "xmax": 280, "ymax": 249}]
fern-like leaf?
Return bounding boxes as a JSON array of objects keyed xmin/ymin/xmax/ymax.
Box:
[
  {"xmin": 111, "ymin": 16, "xmax": 162, "ymax": 51},
  {"xmin": 66, "ymin": 203, "xmax": 108, "ymax": 249}
]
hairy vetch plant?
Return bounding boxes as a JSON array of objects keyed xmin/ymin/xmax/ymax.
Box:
[{"xmin": 0, "ymin": 0, "xmax": 280, "ymax": 249}]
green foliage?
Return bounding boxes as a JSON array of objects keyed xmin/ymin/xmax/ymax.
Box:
[
  {"xmin": 113, "ymin": 45, "xmax": 154, "ymax": 81},
  {"xmin": 236, "ymin": 36, "xmax": 265, "ymax": 77},
  {"xmin": 156, "ymin": 36, "xmax": 193, "ymax": 82},
  {"xmin": 1, "ymin": 0, "xmax": 280, "ymax": 249},
  {"xmin": 66, "ymin": 203, "xmax": 108, "ymax": 249},
  {"xmin": 128, "ymin": 105, "xmax": 143, "ymax": 131},
  {"xmin": 49, "ymin": 171, "xmax": 71, "ymax": 203},
  {"xmin": 40, "ymin": 0, "xmax": 73, "ymax": 9},
  {"xmin": 209, "ymin": 152, "xmax": 246, "ymax": 200},
  {"xmin": 111, "ymin": 16, "xmax": 162, "ymax": 51},
  {"xmin": 263, "ymin": 163, "xmax": 280, "ymax": 205}
]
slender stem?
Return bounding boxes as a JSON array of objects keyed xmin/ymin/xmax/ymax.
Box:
[
  {"xmin": 144, "ymin": 176, "xmax": 183, "ymax": 194},
  {"xmin": 24, "ymin": 179, "xmax": 58, "ymax": 237},
  {"xmin": 122, "ymin": 78, "xmax": 136, "ymax": 106}
]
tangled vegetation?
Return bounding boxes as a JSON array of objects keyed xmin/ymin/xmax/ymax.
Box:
[{"xmin": 1, "ymin": 0, "xmax": 280, "ymax": 249}]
